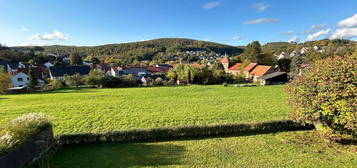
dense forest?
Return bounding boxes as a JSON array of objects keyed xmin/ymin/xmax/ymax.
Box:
[
  {"xmin": 38, "ymin": 38, "xmax": 244, "ymax": 64},
  {"xmin": 1, "ymin": 38, "xmax": 356, "ymax": 66}
]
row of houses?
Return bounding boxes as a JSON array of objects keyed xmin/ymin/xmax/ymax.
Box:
[
  {"xmin": 0, "ymin": 60, "xmax": 174, "ymax": 89},
  {"xmin": 220, "ymin": 57, "xmax": 288, "ymax": 85}
]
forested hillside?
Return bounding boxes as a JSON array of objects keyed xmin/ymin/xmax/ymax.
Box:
[{"xmin": 40, "ymin": 38, "xmax": 244, "ymax": 63}]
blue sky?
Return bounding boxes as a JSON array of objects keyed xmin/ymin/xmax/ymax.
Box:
[{"xmin": 0, "ymin": 0, "xmax": 357, "ymax": 46}]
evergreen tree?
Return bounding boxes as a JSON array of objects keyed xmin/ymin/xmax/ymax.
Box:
[
  {"xmin": 28, "ymin": 67, "xmax": 37, "ymax": 89},
  {"xmin": 70, "ymin": 52, "xmax": 83, "ymax": 65}
]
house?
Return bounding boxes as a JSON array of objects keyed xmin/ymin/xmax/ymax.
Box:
[
  {"xmin": 220, "ymin": 57, "xmax": 259, "ymax": 78},
  {"xmin": 7, "ymin": 62, "xmax": 30, "ymax": 73},
  {"xmin": 93, "ymin": 63, "xmax": 111, "ymax": 73},
  {"xmin": 49, "ymin": 65, "xmax": 91, "ymax": 80},
  {"xmin": 11, "ymin": 72, "xmax": 29, "ymax": 87},
  {"xmin": 260, "ymin": 72, "xmax": 288, "ymax": 85},
  {"xmin": 249, "ymin": 65, "xmax": 275, "ymax": 82},
  {"xmin": 227, "ymin": 63, "xmax": 242, "ymax": 75},
  {"xmin": 300, "ymin": 47, "xmax": 308, "ymax": 54},
  {"xmin": 111, "ymin": 66, "xmax": 150, "ymax": 80},
  {"xmin": 44, "ymin": 62, "xmax": 54, "ymax": 69},
  {"xmin": 220, "ymin": 57, "xmax": 230, "ymax": 72},
  {"xmin": 242, "ymin": 63, "xmax": 258, "ymax": 78}
]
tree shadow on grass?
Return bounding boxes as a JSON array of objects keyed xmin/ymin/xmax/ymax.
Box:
[{"xmin": 49, "ymin": 143, "xmax": 185, "ymax": 168}]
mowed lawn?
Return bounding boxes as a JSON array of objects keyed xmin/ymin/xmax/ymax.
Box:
[
  {"xmin": 49, "ymin": 130, "xmax": 357, "ymax": 168},
  {"xmin": 0, "ymin": 85, "xmax": 289, "ymax": 135}
]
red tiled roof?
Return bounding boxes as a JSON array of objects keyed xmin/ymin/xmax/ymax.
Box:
[
  {"xmin": 228, "ymin": 63, "xmax": 242, "ymax": 71},
  {"xmin": 243, "ymin": 63, "xmax": 258, "ymax": 72},
  {"xmin": 193, "ymin": 64, "xmax": 201, "ymax": 68},
  {"xmin": 147, "ymin": 66, "xmax": 171, "ymax": 73},
  {"xmin": 250, "ymin": 65, "xmax": 272, "ymax": 76},
  {"xmin": 220, "ymin": 57, "xmax": 229, "ymax": 63}
]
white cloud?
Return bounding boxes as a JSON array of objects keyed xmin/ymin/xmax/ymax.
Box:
[
  {"xmin": 203, "ymin": 1, "xmax": 221, "ymax": 9},
  {"xmin": 21, "ymin": 27, "xmax": 29, "ymax": 32},
  {"xmin": 243, "ymin": 18, "xmax": 278, "ymax": 24},
  {"xmin": 29, "ymin": 30, "xmax": 69, "ymax": 41},
  {"xmin": 330, "ymin": 27, "xmax": 357, "ymax": 39},
  {"xmin": 338, "ymin": 13, "xmax": 357, "ymax": 28},
  {"xmin": 232, "ymin": 36, "xmax": 242, "ymax": 40},
  {"xmin": 252, "ymin": 3, "xmax": 270, "ymax": 12},
  {"xmin": 311, "ymin": 24, "xmax": 327, "ymax": 30},
  {"xmin": 283, "ymin": 30, "xmax": 294, "ymax": 35},
  {"xmin": 306, "ymin": 28, "xmax": 331, "ymax": 41},
  {"xmin": 288, "ymin": 37, "xmax": 299, "ymax": 43}
]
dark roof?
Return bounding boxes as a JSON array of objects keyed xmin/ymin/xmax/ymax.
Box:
[
  {"xmin": 261, "ymin": 71, "xmax": 287, "ymax": 80},
  {"xmin": 49, "ymin": 65, "xmax": 91, "ymax": 77},
  {"xmin": 7, "ymin": 62, "xmax": 30, "ymax": 69}
]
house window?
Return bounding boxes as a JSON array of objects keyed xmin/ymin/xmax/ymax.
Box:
[
  {"xmin": 19, "ymin": 85, "xmax": 23, "ymax": 87},
  {"xmin": 18, "ymin": 78, "xmax": 23, "ymax": 81}
]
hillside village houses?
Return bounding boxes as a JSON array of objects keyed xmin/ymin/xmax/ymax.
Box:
[
  {"xmin": 0, "ymin": 46, "xmax": 299, "ymax": 90},
  {"xmin": 220, "ymin": 57, "xmax": 287, "ymax": 85}
]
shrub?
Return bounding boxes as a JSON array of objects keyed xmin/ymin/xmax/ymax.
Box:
[
  {"xmin": 64, "ymin": 73, "xmax": 83, "ymax": 88},
  {"xmin": 154, "ymin": 77, "xmax": 164, "ymax": 86},
  {"xmin": 101, "ymin": 76, "xmax": 121, "ymax": 88},
  {"xmin": 0, "ymin": 68, "xmax": 11, "ymax": 94},
  {"xmin": 84, "ymin": 69, "xmax": 104, "ymax": 87},
  {"xmin": 44, "ymin": 79, "xmax": 63, "ymax": 91},
  {"xmin": 121, "ymin": 74, "xmax": 138, "ymax": 87},
  {"xmin": 0, "ymin": 113, "xmax": 52, "ymax": 156},
  {"xmin": 286, "ymin": 55, "xmax": 357, "ymax": 137}
]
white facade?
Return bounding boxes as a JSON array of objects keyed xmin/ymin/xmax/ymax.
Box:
[
  {"xmin": 44, "ymin": 62, "xmax": 53, "ymax": 69},
  {"xmin": 11, "ymin": 72, "xmax": 29, "ymax": 87}
]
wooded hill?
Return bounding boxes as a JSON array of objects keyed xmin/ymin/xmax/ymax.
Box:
[{"xmin": 39, "ymin": 38, "xmax": 244, "ymax": 63}]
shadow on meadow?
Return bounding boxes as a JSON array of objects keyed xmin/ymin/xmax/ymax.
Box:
[{"xmin": 49, "ymin": 143, "xmax": 185, "ymax": 168}]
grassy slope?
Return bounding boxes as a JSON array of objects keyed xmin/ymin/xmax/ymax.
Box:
[
  {"xmin": 49, "ymin": 130, "xmax": 357, "ymax": 168},
  {"xmin": 0, "ymin": 85, "xmax": 289, "ymax": 135}
]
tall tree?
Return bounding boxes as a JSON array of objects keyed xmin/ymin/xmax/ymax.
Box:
[
  {"xmin": 241, "ymin": 41, "xmax": 262, "ymax": 62},
  {"xmin": 0, "ymin": 67, "xmax": 11, "ymax": 93},
  {"xmin": 28, "ymin": 67, "xmax": 37, "ymax": 89},
  {"xmin": 70, "ymin": 52, "xmax": 83, "ymax": 65}
]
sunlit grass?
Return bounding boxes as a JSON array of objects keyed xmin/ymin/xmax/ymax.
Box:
[{"xmin": 0, "ymin": 85, "xmax": 289, "ymax": 135}]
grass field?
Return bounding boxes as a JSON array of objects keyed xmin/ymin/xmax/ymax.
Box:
[
  {"xmin": 49, "ymin": 130, "xmax": 357, "ymax": 168},
  {"xmin": 0, "ymin": 85, "xmax": 289, "ymax": 135}
]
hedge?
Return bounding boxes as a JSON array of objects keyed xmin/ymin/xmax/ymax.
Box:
[{"xmin": 58, "ymin": 120, "xmax": 314, "ymax": 145}]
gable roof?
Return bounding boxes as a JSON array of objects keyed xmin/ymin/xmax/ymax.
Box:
[
  {"xmin": 228, "ymin": 63, "xmax": 242, "ymax": 71},
  {"xmin": 261, "ymin": 71, "xmax": 287, "ymax": 80},
  {"xmin": 250, "ymin": 65, "xmax": 273, "ymax": 76},
  {"xmin": 49, "ymin": 65, "xmax": 91, "ymax": 77},
  {"xmin": 243, "ymin": 63, "xmax": 258, "ymax": 72}
]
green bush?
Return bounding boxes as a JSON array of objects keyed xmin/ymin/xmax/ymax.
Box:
[
  {"xmin": 286, "ymin": 55, "xmax": 357, "ymax": 137},
  {"xmin": 44, "ymin": 79, "xmax": 63, "ymax": 91},
  {"xmin": 0, "ymin": 113, "xmax": 52, "ymax": 156},
  {"xmin": 101, "ymin": 76, "xmax": 121, "ymax": 88}
]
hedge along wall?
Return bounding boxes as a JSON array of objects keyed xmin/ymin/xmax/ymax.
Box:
[
  {"xmin": 0, "ymin": 126, "xmax": 54, "ymax": 168},
  {"xmin": 58, "ymin": 120, "xmax": 314, "ymax": 145}
]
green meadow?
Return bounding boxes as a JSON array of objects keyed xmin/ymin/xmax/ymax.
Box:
[
  {"xmin": 49, "ymin": 130, "xmax": 357, "ymax": 168},
  {"xmin": 0, "ymin": 85, "xmax": 289, "ymax": 135}
]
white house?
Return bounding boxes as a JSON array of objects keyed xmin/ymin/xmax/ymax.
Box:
[
  {"xmin": 11, "ymin": 72, "xmax": 29, "ymax": 87},
  {"xmin": 44, "ymin": 62, "xmax": 53, "ymax": 69}
]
